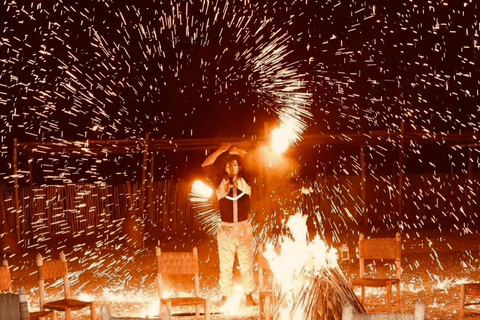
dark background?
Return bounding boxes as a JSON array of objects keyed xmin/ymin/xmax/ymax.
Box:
[{"xmin": 1, "ymin": 0, "xmax": 479, "ymax": 183}]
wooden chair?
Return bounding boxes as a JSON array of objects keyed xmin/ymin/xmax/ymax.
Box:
[
  {"xmin": 342, "ymin": 302, "xmax": 425, "ymax": 320},
  {"xmin": 257, "ymin": 243, "xmax": 279, "ymax": 320},
  {"xmin": 155, "ymin": 246, "xmax": 210, "ymax": 320},
  {"xmin": 0, "ymin": 259, "xmax": 56, "ymax": 320},
  {"xmin": 459, "ymin": 283, "xmax": 480, "ymax": 319},
  {"xmin": 351, "ymin": 233, "xmax": 402, "ymax": 312},
  {"xmin": 36, "ymin": 252, "xmax": 95, "ymax": 320}
]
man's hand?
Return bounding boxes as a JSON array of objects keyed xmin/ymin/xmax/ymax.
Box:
[
  {"xmin": 218, "ymin": 143, "xmax": 231, "ymax": 153},
  {"xmin": 229, "ymin": 146, "xmax": 246, "ymax": 157},
  {"xmin": 232, "ymin": 177, "xmax": 240, "ymax": 189}
]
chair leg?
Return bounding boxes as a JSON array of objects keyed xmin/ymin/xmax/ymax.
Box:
[
  {"xmin": 195, "ymin": 304, "xmax": 200, "ymax": 319},
  {"xmin": 204, "ymin": 300, "xmax": 211, "ymax": 320},
  {"xmin": 396, "ymin": 282, "xmax": 400, "ymax": 309},
  {"xmin": 166, "ymin": 301, "xmax": 172, "ymax": 316},
  {"xmin": 360, "ymin": 286, "xmax": 365, "ymax": 303},
  {"xmin": 90, "ymin": 302, "xmax": 96, "ymax": 320},
  {"xmin": 265, "ymin": 296, "xmax": 271, "ymax": 320},
  {"xmin": 65, "ymin": 308, "xmax": 72, "ymax": 320},
  {"xmin": 259, "ymin": 295, "xmax": 264, "ymax": 318},
  {"xmin": 386, "ymin": 282, "xmax": 393, "ymax": 313},
  {"xmin": 459, "ymin": 284, "xmax": 465, "ymax": 320}
]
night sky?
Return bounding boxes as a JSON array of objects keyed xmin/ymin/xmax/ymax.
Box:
[{"xmin": 1, "ymin": 0, "xmax": 479, "ymax": 182}]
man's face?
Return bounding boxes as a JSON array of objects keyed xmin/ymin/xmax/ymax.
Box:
[{"xmin": 225, "ymin": 160, "xmax": 240, "ymax": 177}]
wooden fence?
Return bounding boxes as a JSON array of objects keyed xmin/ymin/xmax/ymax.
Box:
[{"xmin": 0, "ymin": 171, "xmax": 479, "ymax": 249}]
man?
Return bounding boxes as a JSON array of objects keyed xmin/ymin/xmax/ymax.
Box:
[{"xmin": 201, "ymin": 143, "xmax": 257, "ymax": 307}]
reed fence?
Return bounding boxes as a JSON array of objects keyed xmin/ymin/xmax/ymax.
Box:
[{"xmin": 0, "ymin": 171, "xmax": 479, "ymax": 249}]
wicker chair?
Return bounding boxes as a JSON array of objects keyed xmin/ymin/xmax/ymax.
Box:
[
  {"xmin": 0, "ymin": 259, "xmax": 56, "ymax": 320},
  {"xmin": 257, "ymin": 243, "xmax": 279, "ymax": 320},
  {"xmin": 342, "ymin": 302, "xmax": 425, "ymax": 320},
  {"xmin": 155, "ymin": 246, "xmax": 210, "ymax": 320},
  {"xmin": 351, "ymin": 233, "xmax": 402, "ymax": 312},
  {"xmin": 459, "ymin": 283, "xmax": 480, "ymax": 319},
  {"xmin": 36, "ymin": 252, "xmax": 95, "ymax": 320}
]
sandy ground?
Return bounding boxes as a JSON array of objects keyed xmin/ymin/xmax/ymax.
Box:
[{"xmin": 4, "ymin": 227, "xmax": 480, "ymax": 320}]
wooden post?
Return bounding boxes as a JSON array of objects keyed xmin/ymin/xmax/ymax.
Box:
[
  {"xmin": 147, "ymin": 151, "xmax": 156, "ymax": 230},
  {"xmin": 467, "ymin": 147, "xmax": 473, "ymax": 217},
  {"xmin": 36, "ymin": 253, "xmax": 46, "ymax": 309},
  {"xmin": 28, "ymin": 158, "xmax": 34, "ymax": 247},
  {"xmin": 13, "ymin": 139, "xmax": 20, "ymax": 243},
  {"xmin": 140, "ymin": 133, "xmax": 149, "ymax": 214},
  {"xmin": 397, "ymin": 122, "xmax": 405, "ymax": 227},
  {"xmin": 123, "ymin": 181, "xmax": 143, "ymax": 249},
  {"xmin": 468, "ymin": 148, "xmax": 473, "ymax": 182},
  {"xmin": 360, "ymin": 144, "xmax": 368, "ymax": 229},
  {"xmin": 0, "ymin": 186, "xmax": 18, "ymax": 254}
]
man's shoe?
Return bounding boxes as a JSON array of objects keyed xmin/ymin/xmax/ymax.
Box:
[{"xmin": 245, "ymin": 293, "xmax": 257, "ymax": 306}]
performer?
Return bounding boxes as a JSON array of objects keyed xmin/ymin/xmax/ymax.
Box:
[{"xmin": 201, "ymin": 143, "xmax": 257, "ymax": 307}]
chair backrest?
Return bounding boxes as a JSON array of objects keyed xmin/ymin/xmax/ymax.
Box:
[
  {"xmin": 155, "ymin": 247, "xmax": 200, "ymax": 298},
  {"xmin": 0, "ymin": 259, "xmax": 12, "ymax": 293},
  {"xmin": 358, "ymin": 233, "xmax": 401, "ymax": 280},
  {"xmin": 342, "ymin": 302, "xmax": 425, "ymax": 320},
  {"xmin": 37, "ymin": 252, "xmax": 71, "ymax": 308}
]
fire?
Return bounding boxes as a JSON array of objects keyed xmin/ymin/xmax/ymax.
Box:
[
  {"xmin": 218, "ymin": 284, "xmax": 243, "ymax": 315},
  {"xmin": 270, "ymin": 108, "xmax": 308, "ymax": 154},
  {"xmin": 190, "ymin": 180, "xmax": 214, "ymax": 202},
  {"xmin": 218, "ymin": 284, "xmax": 259, "ymax": 317},
  {"xmin": 263, "ymin": 212, "xmax": 339, "ymax": 320},
  {"xmin": 270, "ymin": 125, "xmax": 293, "ymax": 154},
  {"xmin": 271, "ymin": 124, "xmax": 296, "ymax": 154}
]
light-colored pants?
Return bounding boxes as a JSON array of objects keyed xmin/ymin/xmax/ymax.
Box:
[{"xmin": 217, "ymin": 220, "xmax": 256, "ymax": 296}]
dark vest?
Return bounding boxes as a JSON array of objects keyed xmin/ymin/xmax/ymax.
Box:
[{"xmin": 218, "ymin": 187, "xmax": 250, "ymax": 223}]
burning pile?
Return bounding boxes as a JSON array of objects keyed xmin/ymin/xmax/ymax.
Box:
[{"xmin": 263, "ymin": 213, "xmax": 365, "ymax": 320}]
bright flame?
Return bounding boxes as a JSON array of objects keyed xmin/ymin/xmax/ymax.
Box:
[
  {"xmin": 190, "ymin": 180, "xmax": 214, "ymax": 202},
  {"xmin": 271, "ymin": 125, "xmax": 294, "ymax": 154},
  {"xmin": 270, "ymin": 110, "xmax": 307, "ymax": 154},
  {"xmin": 264, "ymin": 212, "xmax": 338, "ymax": 320}
]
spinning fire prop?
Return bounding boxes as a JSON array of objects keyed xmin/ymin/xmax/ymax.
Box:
[{"xmin": 189, "ymin": 179, "xmax": 221, "ymax": 236}]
